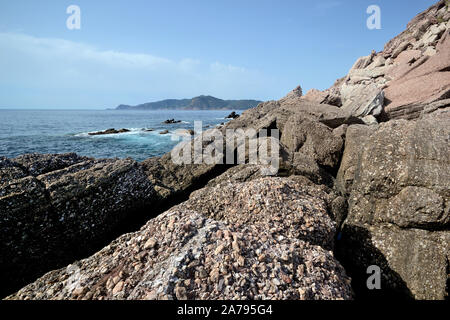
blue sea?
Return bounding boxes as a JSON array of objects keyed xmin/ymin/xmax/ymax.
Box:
[{"xmin": 0, "ymin": 109, "xmax": 234, "ymax": 161}]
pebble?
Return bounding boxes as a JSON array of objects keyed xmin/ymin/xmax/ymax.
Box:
[
  {"xmin": 143, "ymin": 238, "xmax": 157, "ymax": 250},
  {"xmin": 112, "ymin": 281, "xmax": 124, "ymax": 295},
  {"xmin": 214, "ymin": 244, "xmax": 225, "ymax": 255}
]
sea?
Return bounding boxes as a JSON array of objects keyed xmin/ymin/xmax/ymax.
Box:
[{"xmin": 0, "ymin": 109, "xmax": 235, "ymax": 162}]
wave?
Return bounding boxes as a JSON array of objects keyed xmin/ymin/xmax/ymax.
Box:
[{"xmin": 74, "ymin": 128, "xmax": 173, "ymax": 137}]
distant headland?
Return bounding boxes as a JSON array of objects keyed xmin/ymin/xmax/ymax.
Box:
[{"xmin": 115, "ymin": 95, "xmax": 262, "ymax": 110}]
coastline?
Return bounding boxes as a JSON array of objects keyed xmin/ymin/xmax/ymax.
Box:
[{"xmin": 1, "ymin": 1, "xmax": 450, "ymax": 301}]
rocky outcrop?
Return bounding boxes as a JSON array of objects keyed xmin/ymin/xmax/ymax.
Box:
[
  {"xmin": 302, "ymin": 0, "xmax": 450, "ymax": 122},
  {"xmin": 3, "ymin": 1, "xmax": 450, "ymax": 302},
  {"xmin": 279, "ymin": 85, "xmax": 303, "ymax": 103},
  {"xmin": 336, "ymin": 116, "xmax": 450, "ymax": 299},
  {"xmin": 0, "ymin": 153, "xmax": 155, "ymax": 297},
  {"xmin": 384, "ymin": 29, "xmax": 450, "ymax": 118},
  {"xmin": 1, "ymin": 139, "xmax": 239, "ymax": 298},
  {"xmin": 6, "ymin": 178, "xmax": 352, "ymax": 300}
]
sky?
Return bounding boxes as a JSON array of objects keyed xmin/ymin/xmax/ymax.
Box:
[{"xmin": 0, "ymin": 0, "xmax": 438, "ymax": 109}]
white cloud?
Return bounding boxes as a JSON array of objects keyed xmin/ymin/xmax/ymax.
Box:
[
  {"xmin": 210, "ymin": 62, "xmax": 247, "ymax": 74},
  {"xmin": 0, "ymin": 32, "xmax": 272, "ymax": 108}
]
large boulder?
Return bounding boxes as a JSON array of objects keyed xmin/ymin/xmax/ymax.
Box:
[
  {"xmin": 280, "ymin": 115, "xmax": 344, "ymax": 170},
  {"xmin": 0, "ymin": 153, "xmax": 155, "ymax": 297},
  {"xmin": 207, "ymin": 163, "xmax": 349, "ymax": 228},
  {"xmin": 336, "ymin": 116, "xmax": 450, "ymax": 299},
  {"xmin": 6, "ymin": 178, "xmax": 352, "ymax": 300},
  {"xmin": 37, "ymin": 158, "xmax": 155, "ymax": 247},
  {"xmin": 184, "ymin": 177, "xmax": 337, "ymax": 250}
]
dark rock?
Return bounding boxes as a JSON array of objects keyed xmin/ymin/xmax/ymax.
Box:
[
  {"xmin": 88, "ymin": 128, "xmax": 130, "ymax": 136},
  {"xmin": 0, "ymin": 155, "xmax": 155, "ymax": 297},
  {"xmin": 159, "ymin": 130, "xmax": 169, "ymax": 134},
  {"xmin": 163, "ymin": 119, "xmax": 181, "ymax": 124},
  {"xmin": 289, "ymin": 152, "xmax": 334, "ymax": 186},
  {"xmin": 225, "ymin": 111, "xmax": 239, "ymax": 119},
  {"xmin": 13, "ymin": 153, "xmax": 88, "ymax": 176},
  {"xmin": 0, "ymin": 157, "xmax": 28, "ymax": 181}
]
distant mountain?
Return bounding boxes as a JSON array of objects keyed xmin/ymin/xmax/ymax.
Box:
[{"xmin": 116, "ymin": 95, "xmax": 262, "ymax": 110}]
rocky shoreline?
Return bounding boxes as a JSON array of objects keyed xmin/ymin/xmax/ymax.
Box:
[{"xmin": 1, "ymin": 1, "xmax": 449, "ymax": 300}]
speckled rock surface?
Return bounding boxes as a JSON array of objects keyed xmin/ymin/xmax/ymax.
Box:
[
  {"xmin": 206, "ymin": 165, "xmax": 264, "ymax": 188},
  {"xmin": 12, "ymin": 153, "xmax": 89, "ymax": 176},
  {"xmin": 0, "ymin": 154, "xmax": 155, "ymax": 297},
  {"xmin": 207, "ymin": 164, "xmax": 348, "ymax": 228},
  {"xmin": 336, "ymin": 116, "xmax": 450, "ymax": 299},
  {"xmin": 6, "ymin": 178, "xmax": 353, "ymax": 300}
]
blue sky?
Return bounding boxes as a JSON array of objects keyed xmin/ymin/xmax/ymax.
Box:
[{"xmin": 0, "ymin": 0, "xmax": 437, "ymax": 109}]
